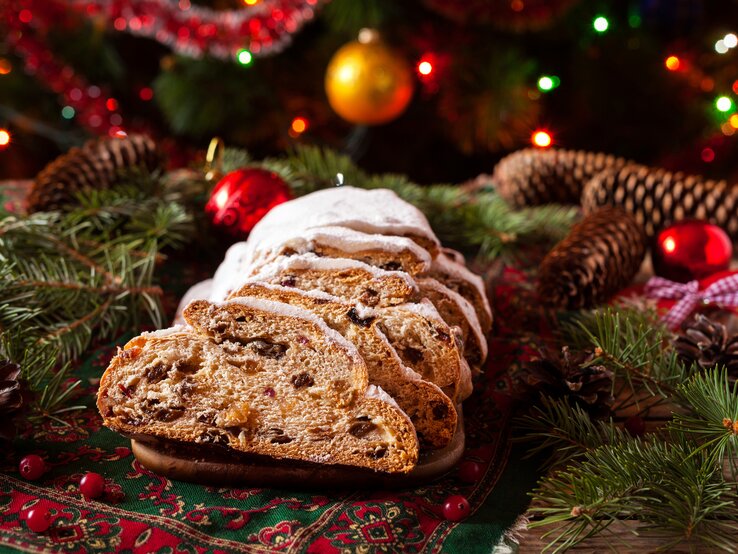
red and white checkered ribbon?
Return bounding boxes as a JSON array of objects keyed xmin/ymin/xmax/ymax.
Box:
[{"xmin": 644, "ymin": 274, "xmax": 738, "ymax": 329}]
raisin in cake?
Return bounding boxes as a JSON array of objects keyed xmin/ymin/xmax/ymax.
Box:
[
  {"xmin": 98, "ymin": 298, "xmax": 419, "ymax": 473},
  {"xmin": 227, "ymin": 282, "xmax": 457, "ymax": 448}
]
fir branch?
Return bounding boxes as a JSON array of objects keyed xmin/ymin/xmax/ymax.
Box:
[
  {"xmin": 530, "ymin": 438, "xmax": 738, "ymax": 552},
  {"xmin": 569, "ymin": 307, "xmax": 686, "ymax": 410},
  {"xmin": 670, "ymin": 368, "xmax": 738, "ymax": 480},
  {"xmin": 515, "ymin": 397, "xmax": 628, "ymax": 470}
]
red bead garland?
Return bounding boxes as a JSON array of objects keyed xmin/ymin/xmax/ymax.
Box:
[
  {"xmin": 24, "ymin": 507, "xmax": 52, "ymax": 533},
  {"xmin": 19, "ymin": 454, "xmax": 46, "ymax": 481},
  {"xmin": 80, "ymin": 472, "xmax": 106, "ymax": 500},
  {"xmin": 442, "ymin": 495, "xmax": 471, "ymax": 522}
]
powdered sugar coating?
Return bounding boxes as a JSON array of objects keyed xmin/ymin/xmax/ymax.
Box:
[
  {"xmin": 142, "ymin": 324, "xmax": 192, "ymax": 338},
  {"xmin": 431, "ymin": 254, "xmax": 492, "ymax": 324},
  {"xmin": 246, "ymin": 225, "xmax": 433, "ymax": 272},
  {"xmin": 247, "ymin": 186, "xmax": 440, "ymax": 252},
  {"xmin": 418, "ymin": 277, "xmax": 488, "ymax": 360},
  {"xmin": 366, "ymin": 384, "xmax": 402, "ymax": 411}
]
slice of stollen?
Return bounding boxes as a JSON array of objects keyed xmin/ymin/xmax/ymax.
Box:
[
  {"xmin": 416, "ymin": 277, "xmax": 488, "ymax": 367},
  {"xmin": 425, "ymin": 253, "xmax": 493, "ymax": 334},
  {"xmin": 213, "ymin": 254, "xmax": 419, "ymax": 308},
  {"xmin": 228, "ymin": 282, "xmax": 457, "ymax": 449},
  {"xmin": 246, "ymin": 186, "xmax": 441, "ymax": 257},
  {"xmin": 374, "ymin": 299, "xmax": 472, "ymax": 402},
  {"xmin": 245, "ymin": 226, "xmax": 433, "ymax": 277},
  {"xmin": 98, "ymin": 299, "xmax": 419, "ymax": 474}
]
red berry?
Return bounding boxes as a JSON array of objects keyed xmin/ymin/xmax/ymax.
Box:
[
  {"xmin": 458, "ymin": 461, "xmax": 483, "ymax": 484},
  {"xmin": 24, "ymin": 507, "xmax": 51, "ymax": 533},
  {"xmin": 624, "ymin": 415, "xmax": 646, "ymax": 437},
  {"xmin": 80, "ymin": 472, "xmax": 105, "ymax": 500},
  {"xmin": 442, "ymin": 494, "xmax": 471, "ymax": 522},
  {"xmin": 19, "ymin": 455, "xmax": 45, "ymax": 481}
]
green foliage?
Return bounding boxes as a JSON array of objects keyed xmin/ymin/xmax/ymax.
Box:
[
  {"xmin": 569, "ymin": 307, "xmax": 686, "ymax": 409},
  {"xmin": 0, "ymin": 183, "xmax": 194, "ymax": 416},
  {"xmin": 523, "ymin": 308, "xmax": 738, "ymax": 551},
  {"xmin": 515, "ymin": 397, "xmax": 628, "ymax": 470},
  {"xmin": 530, "ymin": 438, "xmax": 738, "ymax": 553},
  {"xmin": 671, "ymin": 369, "xmax": 738, "ymax": 479}
]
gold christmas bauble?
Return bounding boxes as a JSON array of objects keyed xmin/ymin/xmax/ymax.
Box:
[{"xmin": 325, "ymin": 30, "xmax": 414, "ymax": 125}]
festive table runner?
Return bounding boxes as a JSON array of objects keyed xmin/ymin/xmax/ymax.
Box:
[{"xmin": 0, "ymin": 181, "xmax": 543, "ymax": 552}]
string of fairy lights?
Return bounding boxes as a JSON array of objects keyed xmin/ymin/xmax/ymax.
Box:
[{"xmin": 0, "ymin": 6, "xmax": 736, "ymax": 164}]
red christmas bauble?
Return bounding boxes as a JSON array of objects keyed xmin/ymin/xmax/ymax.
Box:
[
  {"xmin": 442, "ymin": 494, "xmax": 471, "ymax": 521},
  {"xmin": 80, "ymin": 472, "xmax": 106, "ymax": 500},
  {"xmin": 205, "ymin": 168, "xmax": 291, "ymax": 237},
  {"xmin": 652, "ymin": 221, "xmax": 732, "ymax": 283}
]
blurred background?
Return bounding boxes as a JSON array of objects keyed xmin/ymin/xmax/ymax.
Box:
[{"xmin": 2, "ymin": 0, "xmax": 738, "ymax": 184}]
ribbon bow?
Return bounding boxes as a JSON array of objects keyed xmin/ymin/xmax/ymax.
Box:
[{"xmin": 644, "ymin": 274, "xmax": 738, "ymax": 329}]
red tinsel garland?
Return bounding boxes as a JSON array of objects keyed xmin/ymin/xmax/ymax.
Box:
[{"xmin": 2, "ymin": 0, "xmax": 324, "ymax": 137}]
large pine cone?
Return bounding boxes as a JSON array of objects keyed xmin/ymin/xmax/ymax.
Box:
[
  {"xmin": 493, "ymin": 148, "xmax": 628, "ymax": 207},
  {"xmin": 518, "ymin": 346, "xmax": 614, "ymax": 416},
  {"xmin": 537, "ymin": 206, "xmax": 647, "ymax": 309},
  {"xmin": 674, "ymin": 314, "xmax": 738, "ymax": 378},
  {"xmin": 27, "ymin": 134, "xmax": 163, "ymax": 212},
  {"xmin": 581, "ymin": 163, "xmax": 738, "ymax": 241}
]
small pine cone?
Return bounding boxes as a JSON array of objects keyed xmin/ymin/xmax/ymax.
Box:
[
  {"xmin": 27, "ymin": 134, "xmax": 163, "ymax": 212},
  {"xmin": 518, "ymin": 346, "xmax": 614, "ymax": 416},
  {"xmin": 493, "ymin": 148, "xmax": 629, "ymax": 207},
  {"xmin": 675, "ymin": 314, "xmax": 738, "ymax": 378},
  {"xmin": 538, "ymin": 206, "xmax": 647, "ymax": 309},
  {"xmin": 581, "ymin": 163, "xmax": 738, "ymax": 241},
  {"xmin": 0, "ymin": 360, "xmax": 23, "ymax": 442}
]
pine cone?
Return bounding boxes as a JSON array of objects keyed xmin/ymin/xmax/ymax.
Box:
[
  {"xmin": 0, "ymin": 360, "xmax": 23, "ymax": 442},
  {"xmin": 493, "ymin": 148, "xmax": 629, "ymax": 207},
  {"xmin": 674, "ymin": 314, "xmax": 738, "ymax": 377},
  {"xmin": 581, "ymin": 163, "xmax": 738, "ymax": 241},
  {"xmin": 537, "ymin": 206, "xmax": 647, "ymax": 309},
  {"xmin": 27, "ymin": 134, "xmax": 163, "ymax": 212},
  {"xmin": 518, "ymin": 346, "xmax": 614, "ymax": 416}
]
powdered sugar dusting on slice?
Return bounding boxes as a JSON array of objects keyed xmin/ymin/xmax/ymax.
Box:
[
  {"xmin": 430, "ymin": 253, "xmax": 492, "ymax": 323},
  {"xmin": 366, "ymin": 384, "xmax": 402, "ymax": 410},
  {"xmin": 417, "ymin": 277, "xmax": 488, "ymax": 361}
]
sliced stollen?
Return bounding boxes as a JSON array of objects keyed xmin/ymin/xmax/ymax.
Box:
[
  {"xmin": 416, "ymin": 277, "xmax": 487, "ymax": 367},
  {"xmin": 425, "ymin": 253, "xmax": 493, "ymax": 335},
  {"xmin": 213, "ymin": 254, "xmax": 419, "ymax": 308},
  {"xmin": 245, "ymin": 226, "xmax": 433, "ymax": 277},
  {"xmin": 99, "ymin": 299, "xmax": 419, "ymax": 474},
  {"xmin": 374, "ymin": 299, "xmax": 472, "ymax": 402},
  {"xmin": 229, "ymin": 282, "xmax": 457, "ymax": 449},
  {"xmin": 246, "ymin": 186, "xmax": 441, "ymax": 257}
]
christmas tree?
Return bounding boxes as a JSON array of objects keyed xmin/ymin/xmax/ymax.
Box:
[{"xmin": 2, "ymin": 0, "xmax": 738, "ymax": 182}]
